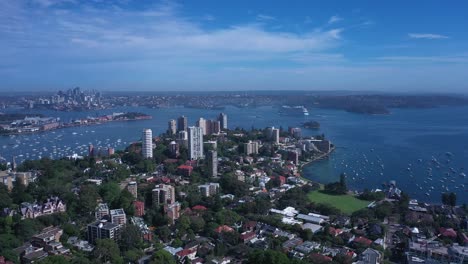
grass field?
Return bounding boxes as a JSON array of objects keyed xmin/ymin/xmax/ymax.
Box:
[{"xmin": 307, "ymin": 190, "xmax": 370, "ymax": 215}]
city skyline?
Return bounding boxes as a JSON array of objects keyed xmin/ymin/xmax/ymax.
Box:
[{"xmin": 1, "ymin": 0, "xmax": 467, "ymax": 92}]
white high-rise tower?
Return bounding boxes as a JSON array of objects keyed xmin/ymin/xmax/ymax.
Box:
[
  {"xmin": 142, "ymin": 129, "xmax": 153, "ymax": 158},
  {"xmin": 188, "ymin": 126, "xmax": 204, "ymax": 160}
]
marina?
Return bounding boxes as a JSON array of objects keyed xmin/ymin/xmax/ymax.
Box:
[{"xmin": 0, "ymin": 105, "xmax": 467, "ymax": 204}]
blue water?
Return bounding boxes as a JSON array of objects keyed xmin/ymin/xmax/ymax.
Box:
[{"xmin": 1, "ymin": 105, "xmax": 467, "ymax": 204}]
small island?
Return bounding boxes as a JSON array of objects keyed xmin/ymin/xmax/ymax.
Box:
[{"xmin": 303, "ymin": 120, "xmax": 320, "ymax": 129}]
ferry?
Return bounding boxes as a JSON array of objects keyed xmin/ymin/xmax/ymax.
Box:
[{"xmin": 280, "ymin": 105, "xmax": 309, "ymax": 116}]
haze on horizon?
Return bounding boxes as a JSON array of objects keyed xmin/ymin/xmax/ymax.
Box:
[{"xmin": 1, "ymin": 0, "xmax": 467, "ymax": 93}]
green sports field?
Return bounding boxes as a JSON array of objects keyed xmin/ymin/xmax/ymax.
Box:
[{"xmin": 307, "ymin": 190, "xmax": 370, "ymax": 215}]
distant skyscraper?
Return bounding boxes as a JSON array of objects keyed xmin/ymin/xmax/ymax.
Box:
[
  {"xmin": 204, "ymin": 140, "xmax": 217, "ymax": 151},
  {"xmin": 168, "ymin": 119, "xmax": 177, "ymax": 135},
  {"xmin": 218, "ymin": 113, "xmax": 227, "ymax": 130},
  {"xmin": 289, "ymin": 127, "xmax": 302, "ymax": 139},
  {"xmin": 177, "ymin": 115, "xmax": 187, "ymax": 132},
  {"xmin": 164, "ymin": 202, "xmax": 181, "ymax": 224},
  {"xmin": 142, "ymin": 129, "xmax": 153, "ymax": 159},
  {"xmin": 207, "ymin": 120, "xmax": 221, "ymax": 135},
  {"xmin": 198, "ymin": 183, "xmax": 220, "ymax": 197},
  {"xmin": 176, "ymin": 131, "xmax": 188, "ymax": 148},
  {"xmin": 188, "ymin": 126, "xmax": 204, "ymax": 160},
  {"xmin": 265, "ymin": 127, "xmax": 274, "ymax": 139},
  {"xmin": 88, "ymin": 144, "xmax": 94, "ymax": 156},
  {"xmin": 196, "ymin": 118, "xmax": 207, "ymax": 135},
  {"xmin": 272, "ymin": 128, "xmax": 280, "ymax": 144},
  {"xmin": 206, "ymin": 150, "xmax": 218, "ymax": 178},
  {"xmin": 244, "ymin": 140, "xmax": 259, "ymax": 155},
  {"xmin": 152, "ymin": 184, "xmax": 175, "ymax": 207},
  {"xmin": 108, "ymin": 147, "xmax": 115, "ymax": 156},
  {"xmin": 169, "ymin": 141, "xmax": 179, "ymax": 158}
]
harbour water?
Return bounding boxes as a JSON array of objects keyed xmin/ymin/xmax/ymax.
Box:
[{"xmin": 1, "ymin": 105, "xmax": 467, "ymax": 204}]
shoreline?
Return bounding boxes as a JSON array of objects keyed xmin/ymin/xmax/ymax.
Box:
[
  {"xmin": 299, "ymin": 145, "xmax": 336, "ymax": 183},
  {"xmin": 1, "ymin": 115, "xmax": 152, "ymax": 137}
]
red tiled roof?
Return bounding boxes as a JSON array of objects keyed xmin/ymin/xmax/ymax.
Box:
[
  {"xmin": 215, "ymin": 225, "xmax": 234, "ymax": 233},
  {"xmin": 310, "ymin": 253, "xmax": 332, "ymax": 262},
  {"xmin": 240, "ymin": 231, "xmax": 256, "ymax": 240},
  {"xmin": 176, "ymin": 248, "xmax": 197, "ymax": 257},
  {"xmin": 439, "ymin": 227, "xmax": 457, "ymax": 238},
  {"xmin": 354, "ymin": 236, "xmax": 372, "ymax": 246},
  {"xmin": 192, "ymin": 205, "xmax": 207, "ymax": 211}
]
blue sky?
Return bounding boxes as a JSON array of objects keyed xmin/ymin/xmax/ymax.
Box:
[{"xmin": 1, "ymin": 0, "xmax": 467, "ymax": 92}]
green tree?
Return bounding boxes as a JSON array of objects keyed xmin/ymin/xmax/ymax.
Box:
[
  {"xmin": 113, "ymin": 189, "xmax": 135, "ymax": 216},
  {"xmin": 156, "ymin": 226, "xmax": 171, "ymax": 242},
  {"xmin": 124, "ymin": 249, "xmax": 143, "ymax": 263},
  {"xmin": 215, "ymin": 209, "xmax": 241, "ymax": 226},
  {"xmin": 78, "ymin": 185, "xmax": 99, "ymax": 217},
  {"xmin": 120, "ymin": 224, "xmax": 142, "ymax": 251},
  {"xmin": 248, "ymin": 249, "xmax": 290, "ymax": 264},
  {"xmin": 15, "ymin": 219, "xmax": 41, "ymax": 241},
  {"xmin": 11, "ymin": 181, "xmax": 33, "ymax": 204},
  {"xmin": 93, "ymin": 239, "xmax": 123, "ymax": 264},
  {"xmin": 0, "ymin": 184, "xmax": 13, "ymax": 209},
  {"xmin": 99, "ymin": 183, "xmax": 121, "ymax": 205},
  {"xmin": 39, "ymin": 255, "xmax": 68, "ymax": 264},
  {"xmin": 151, "ymin": 249, "xmax": 176, "ymax": 264}
]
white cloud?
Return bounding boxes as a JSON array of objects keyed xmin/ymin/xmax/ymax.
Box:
[
  {"xmin": 408, "ymin": 33, "xmax": 449, "ymax": 39},
  {"xmin": 328, "ymin": 15, "xmax": 343, "ymax": 24},
  {"xmin": 201, "ymin": 14, "xmax": 215, "ymax": 21},
  {"xmin": 377, "ymin": 55, "xmax": 468, "ymax": 63},
  {"xmin": 256, "ymin": 14, "xmax": 275, "ymax": 21}
]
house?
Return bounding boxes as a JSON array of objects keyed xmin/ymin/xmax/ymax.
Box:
[
  {"xmin": 295, "ymin": 241, "xmax": 321, "ymax": 254},
  {"xmin": 215, "ymin": 225, "xmax": 234, "ymax": 234},
  {"xmin": 243, "ymin": 221, "xmax": 257, "ymax": 232},
  {"xmin": 439, "ymin": 228, "xmax": 457, "ymax": 239},
  {"xmin": 296, "ymin": 214, "xmax": 325, "ymax": 225},
  {"xmin": 368, "ymin": 224, "xmax": 383, "ymax": 237},
  {"xmin": 333, "ymin": 216, "xmax": 351, "ymax": 227},
  {"xmin": 355, "ymin": 248, "xmax": 382, "ymax": 264},
  {"xmin": 329, "ymin": 227, "xmax": 343, "ymax": 237},
  {"xmin": 163, "ymin": 246, "xmax": 183, "ymax": 256},
  {"xmin": 353, "ymin": 236, "xmax": 373, "ymax": 247},
  {"xmin": 302, "ymin": 223, "xmax": 323, "ymax": 234},
  {"xmin": 31, "ymin": 226, "xmax": 69, "ymax": 255},
  {"xmin": 192, "ymin": 205, "xmax": 208, "ymax": 212},
  {"xmin": 14, "ymin": 243, "xmax": 48, "ymax": 264},
  {"xmin": 20, "ymin": 197, "xmax": 66, "ymax": 219},
  {"xmin": 240, "ymin": 231, "xmax": 256, "ymax": 244},
  {"xmin": 67, "ymin": 237, "xmax": 94, "ymax": 252},
  {"xmin": 310, "ymin": 253, "xmax": 332, "ymax": 263},
  {"xmin": 211, "ymin": 257, "xmax": 232, "ymax": 264},
  {"xmin": 176, "ymin": 246, "xmax": 198, "ymax": 262},
  {"xmin": 282, "ymin": 238, "xmax": 303, "ymax": 252},
  {"xmin": 177, "ymin": 165, "xmax": 193, "ymax": 177},
  {"xmin": 133, "ymin": 201, "xmax": 145, "ymax": 217}
]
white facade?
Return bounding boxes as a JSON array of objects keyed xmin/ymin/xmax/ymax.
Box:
[
  {"xmin": 142, "ymin": 129, "xmax": 153, "ymax": 158},
  {"xmin": 168, "ymin": 119, "xmax": 177, "ymax": 135},
  {"xmin": 188, "ymin": 126, "xmax": 204, "ymax": 160},
  {"xmin": 218, "ymin": 113, "xmax": 227, "ymax": 130},
  {"xmin": 272, "ymin": 128, "xmax": 280, "ymax": 144},
  {"xmin": 196, "ymin": 118, "xmax": 207, "ymax": 135}
]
